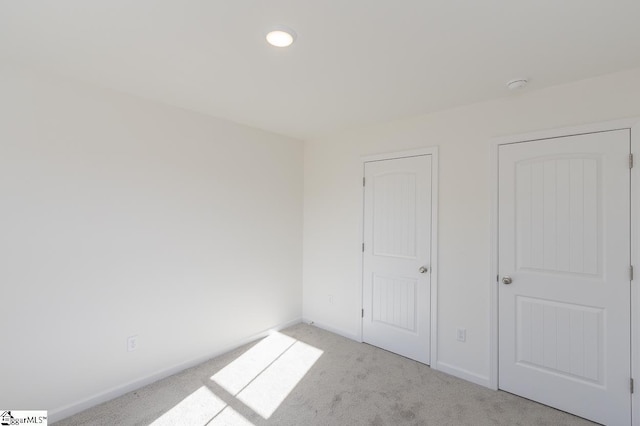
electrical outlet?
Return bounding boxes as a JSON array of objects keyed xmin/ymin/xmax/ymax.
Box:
[
  {"xmin": 328, "ymin": 295, "xmax": 334, "ymax": 304},
  {"xmin": 127, "ymin": 335, "xmax": 138, "ymax": 352},
  {"xmin": 456, "ymin": 328, "xmax": 466, "ymax": 342}
]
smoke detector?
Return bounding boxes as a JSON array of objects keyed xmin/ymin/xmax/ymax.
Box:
[{"xmin": 507, "ymin": 78, "xmax": 528, "ymax": 90}]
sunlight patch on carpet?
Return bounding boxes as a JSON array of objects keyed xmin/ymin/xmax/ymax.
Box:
[
  {"xmin": 150, "ymin": 385, "xmax": 256, "ymax": 426},
  {"xmin": 208, "ymin": 406, "xmax": 254, "ymax": 425},
  {"xmin": 236, "ymin": 340, "xmax": 323, "ymax": 418},
  {"xmin": 210, "ymin": 331, "xmax": 323, "ymax": 419},
  {"xmin": 211, "ymin": 331, "xmax": 296, "ymax": 395},
  {"xmin": 150, "ymin": 386, "xmax": 226, "ymax": 426}
]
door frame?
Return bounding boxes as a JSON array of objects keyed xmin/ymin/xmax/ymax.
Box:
[
  {"xmin": 489, "ymin": 118, "xmax": 640, "ymax": 423},
  {"xmin": 359, "ymin": 147, "xmax": 439, "ymax": 366}
]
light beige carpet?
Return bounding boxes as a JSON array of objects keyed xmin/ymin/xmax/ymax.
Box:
[{"xmin": 55, "ymin": 323, "xmax": 595, "ymax": 425}]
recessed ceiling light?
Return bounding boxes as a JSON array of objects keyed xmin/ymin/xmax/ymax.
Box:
[
  {"xmin": 507, "ymin": 78, "xmax": 528, "ymax": 90},
  {"xmin": 266, "ymin": 26, "xmax": 296, "ymax": 47}
]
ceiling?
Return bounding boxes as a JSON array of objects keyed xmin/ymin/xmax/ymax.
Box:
[{"xmin": 2, "ymin": 1, "xmax": 640, "ymax": 140}]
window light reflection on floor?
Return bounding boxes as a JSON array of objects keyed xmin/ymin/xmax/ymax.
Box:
[
  {"xmin": 211, "ymin": 331, "xmax": 324, "ymax": 419},
  {"xmin": 208, "ymin": 406, "xmax": 254, "ymax": 425},
  {"xmin": 211, "ymin": 331, "xmax": 297, "ymax": 395},
  {"xmin": 150, "ymin": 386, "xmax": 229, "ymax": 426},
  {"xmin": 150, "ymin": 385, "xmax": 254, "ymax": 426}
]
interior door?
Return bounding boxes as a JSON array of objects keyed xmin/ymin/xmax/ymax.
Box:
[
  {"xmin": 498, "ymin": 130, "xmax": 631, "ymax": 425},
  {"xmin": 362, "ymin": 154, "xmax": 432, "ymax": 364}
]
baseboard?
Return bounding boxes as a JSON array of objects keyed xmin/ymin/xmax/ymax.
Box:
[
  {"xmin": 49, "ymin": 317, "xmax": 302, "ymax": 423},
  {"xmin": 302, "ymin": 318, "xmax": 361, "ymax": 342},
  {"xmin": 304, "ymin": 319, "xmax": 491, "ymax": 390},
  {"xmin": 435, "ymin": 361, "xmax": 491, "ymax": 388},
  {"xmin": 301, "ymin": 319, "xmax": 490, "ymax": 390}
]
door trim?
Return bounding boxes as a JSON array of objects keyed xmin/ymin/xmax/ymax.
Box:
[
  {"xmin": 490, "ymin": 118, "xmax": 640, "ymax": 424},
  {"xmin": 359, "ymin": 147, "xmax": 439, "ymax": 366}
]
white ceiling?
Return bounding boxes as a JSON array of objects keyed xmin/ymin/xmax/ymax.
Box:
[{"xmin": 2, "ymin": 1, "xmax": 640, "ymax": 140}]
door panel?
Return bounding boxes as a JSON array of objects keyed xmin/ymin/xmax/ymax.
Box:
[
  {"xmin": 516, "ymin": 296, "xmax": 603, "ymax": 383},
  {"xmin": 372, "ymin": 275, "xmax": 417, "ymax": 331},
  {"xmin": 516, "ymin": 156, "xmax": 600, "ymax": 274},
  {"xmin": 372, "ymin": 171, "xmax": 417, "ymax": 259},
  {"xmin": 362, "ymin": 155, "xmax": 431, "ymax": 364},
  {"xmin": 498, "ymin": 130, "xmax": 631, "ymax": 425}
]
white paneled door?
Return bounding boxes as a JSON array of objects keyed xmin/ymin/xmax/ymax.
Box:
[
  {"xmin": 362, "ymin": 155, "xmax": 432, "ymax": 364},
  {"xmin": 498, "ymin": 130, "xmax": 631, "ymax": 425}
]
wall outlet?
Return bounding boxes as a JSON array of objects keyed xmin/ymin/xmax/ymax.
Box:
[
  {"xmin": 456, "ymin": 328, "xmax": 466, "ymax": 342},
  {"xmin": 127, "ymin": 335, "xmax": 138, "ymax": 352},
  {"xmin": 328, "ymin": 294, "xmax": 334, "ymax": 304}
]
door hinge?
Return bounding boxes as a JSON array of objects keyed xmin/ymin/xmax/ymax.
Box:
[
  {"xmin": 363, "ymin": 177, "xmax": 366, "ymax": 186},
  {"xmin": 631, "ymin": 378, "xmax": 635, "ymax": 394},
  {"xmin": 632, "ymin": 265, "xmax": 634, "ymax": 281},
  {"xmin": 630, "ymin": 153, "xmax": 634, "ymax": 169},
  {"xmin": 497, "ymin": 274, "xmax": 499, "ymax": 282},
  {"xmin": 362, "ymin": 243, "xmax": 365, "ymax": 252},
  {"xmin": 361, "ymin": 308, "xmax": 364, "ymax": 318}
]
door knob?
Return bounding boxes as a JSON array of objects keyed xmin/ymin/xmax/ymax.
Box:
[
  {"xmin": 501, "ymin": 276, "xmax": 513, "ymax": 285},
  {"xmin": 419, "ymin": 266, "xmax": 428, "ymax": 274}
]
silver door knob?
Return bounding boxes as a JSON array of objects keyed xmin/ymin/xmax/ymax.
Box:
[
  {"xmin": 419, "ymin": 266, "xmax": 428, "ymax": 274},
  {"xmin": 501, "ymin": 276, "xmax": 512, "ymax": 285}
]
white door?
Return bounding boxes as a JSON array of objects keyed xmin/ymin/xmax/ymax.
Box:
[
  {"xmin": 362, "ymin": 155, "xmax": 432, "ymax": 364},
  {"xmin": 498, "ymin": 130, "xmax": 631, "ymax": 425}
]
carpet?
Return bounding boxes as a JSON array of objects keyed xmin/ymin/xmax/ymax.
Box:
[{"xmin": 55, "ymin": 323, "xmax": 595, "ymax": 425}]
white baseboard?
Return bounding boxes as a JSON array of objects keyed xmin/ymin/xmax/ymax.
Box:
[
  {"xmin": 49, "ymin": 317, "xmax": 302, "ymax": 424},
  {"xmin": 301, "ymin": 318, "xmax": 361, "ymax": 342},
  {"xmin": 435, "ymin": 361, "xmax": 491, "ymax": 388},
  {"xmin": 302, "ymin": 319, "xmax": 490, "ymax": 391}
]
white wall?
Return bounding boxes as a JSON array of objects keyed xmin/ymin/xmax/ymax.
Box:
[
  {"xmin": 303, "ymin": 67, "xmax": 640, "ymax": 384},
  {"xmin": 0, "ymin": 66, "xmax": 303, "ymax": 419},
  {"xmin": 5, "ymin": 61, "xmax": 640, "ymax": 421}
]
